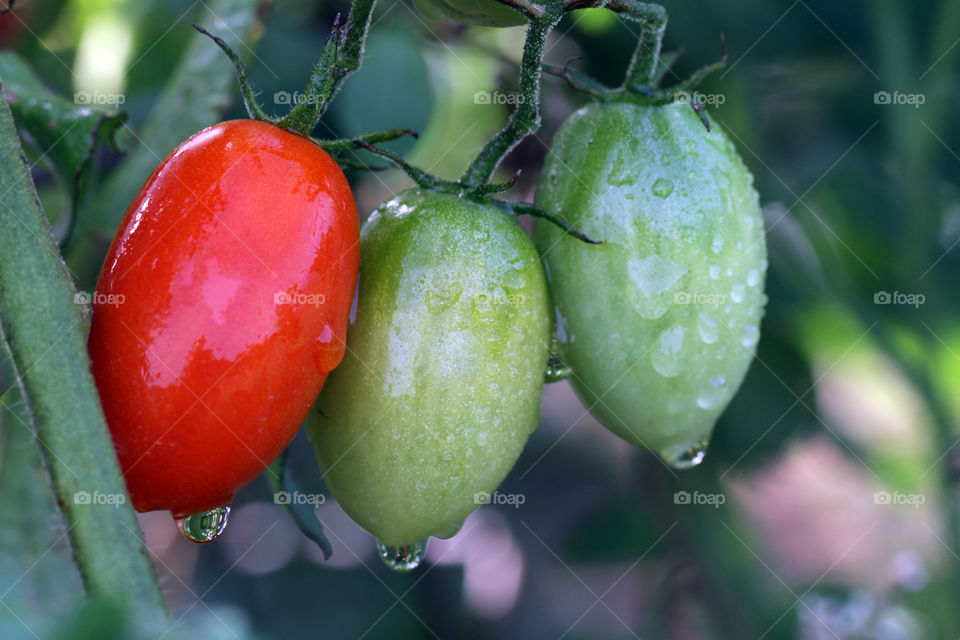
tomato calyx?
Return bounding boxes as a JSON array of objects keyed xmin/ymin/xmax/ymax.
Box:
[
  {"xmin": 193, "ymin": 1, "xmax": 417, "ymax": 170},
  {"xmin": 542, "ymin": 12, "xmax": 728, "ymax": 131},
  {"xmin": 356, "ymin": 141, "xmax": 602, "ymax": 245}
]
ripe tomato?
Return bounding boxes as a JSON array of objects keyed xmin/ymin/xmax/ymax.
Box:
[
  {"xmin": 88, "ymin": 119, "xmax": 359, "ymax": 515},
  {"xmin": 306, "ymin": 189, "xmax": 550, "ymax": 547},
  {"xmin": 533, "ymin": 102, "xmax": 767, "ymax": 466}
]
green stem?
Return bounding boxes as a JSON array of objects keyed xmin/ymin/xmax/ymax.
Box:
[
  {"xmin": 193, "ymin": 25, "xmax": 270, "ymax": 121},
  {"xmin": 277, "ymin": 18, "xmax": 341, "ymax": 133},
  {"xmin": 197, "ymin": 0, "xmax": 378, "ymax": 134},
  {"xmin": 314, "ymin": 128, "xmax": 417, "ymax": 154},
  {"xmin": 280, "ymin": 0, "xmax": 378, "ymax": 131},
  {"xmin": 493, "ymin": 200, "xmax": 601, "ymax": 244},
  {"xmin": 0, "ymin": 93, "xmax": 166, "ymax": 621},
  {"xmin": 460, "ymin": 13, "xmax": 561, "ymax": 187},
  {"xmin": 358, "ymin": 142, "xmax": 452, "ymax": 190},
  {"xmin": 543, "ymin": 57, "xmax": 612, "ymax": 96},
  {"xmin": 334, "ymin": 0, "xmax": 377, "ymax": 86},
  {"xmin": 619, "ymin": 2, "xmax": 667, "ymax": 92}
]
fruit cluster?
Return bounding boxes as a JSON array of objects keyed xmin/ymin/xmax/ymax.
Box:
[{"xmin": 85, "ymin": 0, "xmax": 766, "ymax": 565}]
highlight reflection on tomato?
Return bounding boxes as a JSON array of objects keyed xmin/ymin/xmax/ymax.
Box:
[{"xmin": 88, "ymin": 119, "xmax": 359, "ymax": 516}]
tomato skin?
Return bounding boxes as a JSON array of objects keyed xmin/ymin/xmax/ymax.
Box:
[
  {"xmin": 88, "ymin": 119, "xmax": 359, "ymax": 515},
  {"xmin": 412, "ymin": 0, "xmax": 526, "ymax": 27},
  {"xmin": 533, "ymin": 102, "xmax": 767, "ymax": 462},
  {"xmin": 306, "ymin": 189, "xmax": 550, "ymax": 546}
]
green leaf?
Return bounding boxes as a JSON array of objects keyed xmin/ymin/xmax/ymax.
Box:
[
  {"xmin": 265, "ymin": 448, "xmax": 333, "ymax": 559},
  {"xmin": 87, "ymin": 0, "xmax": 265, "ymax": 236},
  {"xmin": 0, "ymin": 51, "xmax": 126, "ymax": 245}
]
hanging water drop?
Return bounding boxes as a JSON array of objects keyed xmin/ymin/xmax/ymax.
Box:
[
  {"xmin": 664, "ymin": 439, "xmax": 709, "ymax": 470},
  {"xmin": 175, "ymin": 506, "xmax": 230, "ymax": 544},
  {"xmin": 377, "ymin": 539, "xmax": 428, "ymax": 572},
  {"xmin": 545, "ymin": 350, "xmax": 571, "ymax": 383}
]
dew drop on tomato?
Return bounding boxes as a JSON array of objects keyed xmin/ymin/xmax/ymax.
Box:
[
  {"xmin": 377, "ymin": 538, "xmax": 428, "ymax": 572},
  {"xmin": 175, "ymin": 505, "xmax": 231, "ymax": 544},
  {"xmin": 664, "ymin": 439, "xmax": 708, "ymax": 470}
]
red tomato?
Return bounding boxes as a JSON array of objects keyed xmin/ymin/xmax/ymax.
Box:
[{"xmin": 88, "ymin": 119, "xmax": 359, "ymax": 516}]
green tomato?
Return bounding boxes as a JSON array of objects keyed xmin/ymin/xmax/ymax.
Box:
[
  {"xmin": 412, "ymin": 0, "xmax": 526, "ymax": 27},
  {"xmin": 532, "ymin": 101, "xmax": 767, "ymax": 467},
  {"xmin": 306, "ymin": 189, "xmax": 550, "ymax": 546}
]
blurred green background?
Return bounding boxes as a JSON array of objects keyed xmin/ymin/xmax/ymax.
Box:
[{"xmin": 2, "ymin": 0, "xmax": 959, "ymax": 638}]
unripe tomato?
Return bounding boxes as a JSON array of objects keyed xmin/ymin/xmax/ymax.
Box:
[
  {"xmin": 306, "ymin": 189, "xmax": 550, "ymax": 546},
  {"xmin": 88, "ymin": 119, "xmax": 359, "ymax": 515},
  {"xmin": 533, "ymin": 102, "xmax": 766, "ymax": 466},
  {"xmin": 412, "ymin": 0, "xmax": 526, "ymax": 27}
]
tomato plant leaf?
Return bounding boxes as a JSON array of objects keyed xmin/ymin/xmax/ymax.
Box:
[
  {"xmin": 0, "ymin": 51, "xmax": 126, "ymax": 244},
  {"xmin": 266, "ymin": 448, "xmax": 333, "ymax": 559}
]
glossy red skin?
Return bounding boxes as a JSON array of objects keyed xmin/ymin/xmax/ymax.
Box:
[{"xmin": 88, "ymin": 119, "xmax": 359, "ymax": 516}]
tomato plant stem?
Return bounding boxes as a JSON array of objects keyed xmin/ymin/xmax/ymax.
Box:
[
  {"xmin": 460, "ymin": 13, "xmax": 561, "ymax": 187},
  {"xmin": 620, "ymin": 2, "xmax": 667, "ymax": 92},
  {"xmin": 0, "ymin": 94, "xmax": 167, "ymax": 623}
]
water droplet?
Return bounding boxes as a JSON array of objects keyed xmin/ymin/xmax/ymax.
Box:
[
  {"xmin": 742, "ymin": 324, "xmax": 760, "ymax": 348},
  {"xmin": 608, "ymin": 148, "xmax": 637, "ymax": 186},
  {"xmin": 730, "ymin": 283, "xmax": 745, "ymax": 303},
  {"xmin": 652, "ymin": 326, "xmax": 685, "ymax": 377},
  {"xmin": 709, "ymin": 375, "xmax": 726, "ymax": 387},
  {"xmin": 709, "ymin": 265, "xmax": 721, "ymax": 280},
  {"xmin": 664, "ymin": 439, "xmax": 709, "ymax": 469},
  {"xmin": 175, "ymin": 506, "xmax": 230, "ymax": 544},
  {"xmin": 425, "ymin": 285, "xmax": 462, "ymax": 313},
  {"xmin": 747, "ymin": 269, "xmax": 760, "ymax": 287},
  {"xmin": 712, "ymin": 234, "xmax": 724, "ymax": 254},
  {"xmin": 377, "ymin": 539, "xmax": 428, "ymax": 572},
  {"xmin": 545, "ymin": 350, "xmax": 571, "ymax": 383},
  {"xmin": 652, "ymin": 178, "xmax": 674, "ymax": 198},
  {"xmin": 627, "ymin": 255, "xmax": 687, "ymax": 298},
  {"xmin": 697, "ymin": 313, "xmax": 719, "ymax": 344},
  {"xmin": 696, "ymin": 392, "xmax": 720, "ymax": 410}
]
